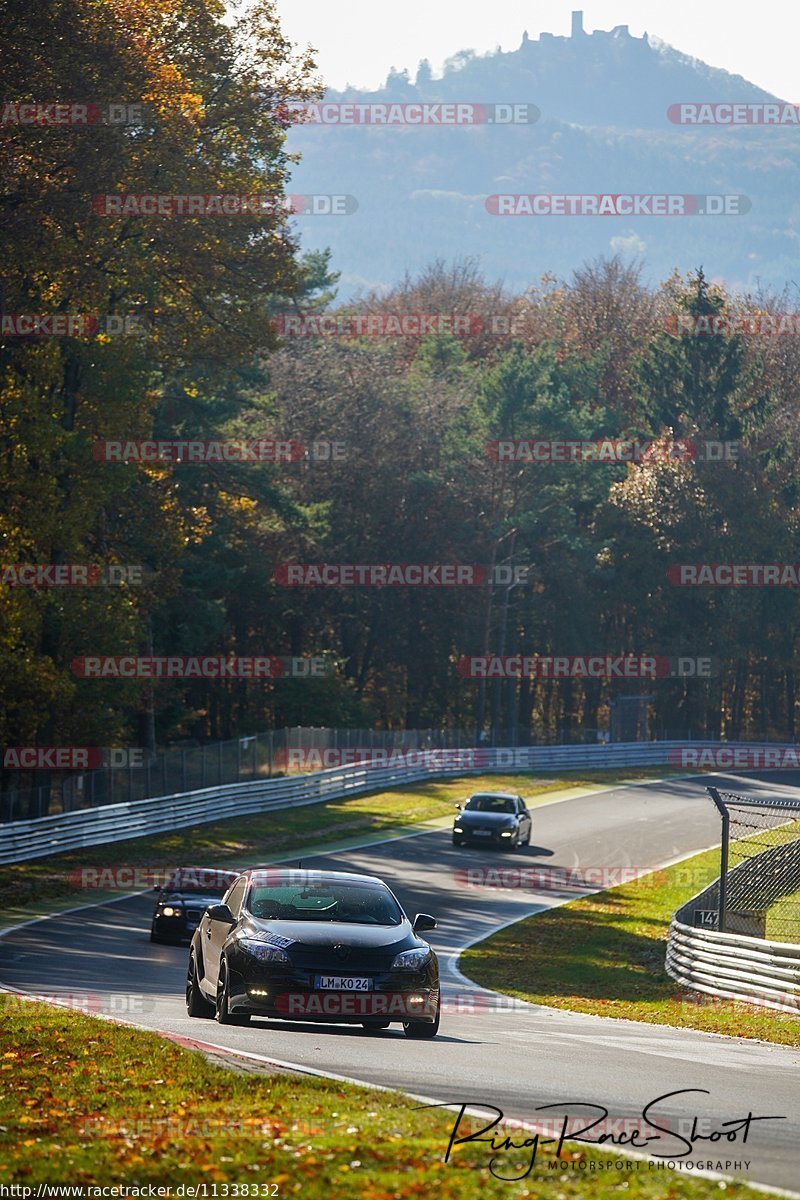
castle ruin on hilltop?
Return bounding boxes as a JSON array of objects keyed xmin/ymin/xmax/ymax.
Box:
[{"xmin": 521, "ymin": 10, "xmax": 648, "ymax": 47}]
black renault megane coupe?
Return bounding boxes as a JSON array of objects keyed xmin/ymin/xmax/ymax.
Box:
[{"xmin": 185, "ymin": 867, "xmax": 440, "ymax": 1037}]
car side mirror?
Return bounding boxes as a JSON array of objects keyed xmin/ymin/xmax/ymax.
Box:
[
  {"xmin": 207, "ymin": 903, "xmax": 235, "ymax": 924},
  {"xmin": 413, "ymin": 913, "xmax": 436, "ymax": 933},
  {"xmin": 454, "ymin": 803, "xmax": 463, "ymax": 810}
]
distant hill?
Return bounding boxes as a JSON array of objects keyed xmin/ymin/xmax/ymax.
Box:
[{"xmin": 284, "ymin": 12, "xmax": 800, "ymax": 299}]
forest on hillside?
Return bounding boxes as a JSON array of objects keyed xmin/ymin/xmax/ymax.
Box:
[{"xmin": 3, "ymin": 0, "xmax": 800, "ymax": 798}]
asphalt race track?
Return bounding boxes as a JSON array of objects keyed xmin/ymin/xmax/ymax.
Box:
[{"xmin": 2, "ymin": 774, "xmax": 799, "ymax": 1194}]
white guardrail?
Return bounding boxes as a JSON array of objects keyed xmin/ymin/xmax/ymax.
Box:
[
  {"xmin": 0, "ymin": 738, "xmax": 693, "ymax": 864},
  {"xmin": 665, "ymin": 917, "xmax": 800, "ymax": 1015}
]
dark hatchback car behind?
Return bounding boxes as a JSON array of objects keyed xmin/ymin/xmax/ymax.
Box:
[
  {"xmin": 186, "ymin": 868, "xmax": 440, "ymax": 1037},
  {"xmin": 150, "ymin": 867, "xmax": 239, "ymax": 944}
]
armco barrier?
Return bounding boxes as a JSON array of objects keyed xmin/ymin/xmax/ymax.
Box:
[
  {"xmin": 666, "ymin": 917, "xmax": 800, "ymax": 1015},
  {"xmin": 0, "ymin": 740, "xmax": 785, "ymax": 866},
  {"xmin": 666, "ymin": 832, "xmax": 800, "ymax": 1014}
]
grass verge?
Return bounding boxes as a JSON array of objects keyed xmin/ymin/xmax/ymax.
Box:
[
  {"xmin": 0, "ymin": 999, "xmax": 754, "ymax": 1197},
  {"xmin": 0, "ymin": 769, "xmax": 678, "ymax": 922},
  {"xmin": 461, "ymin": 844, "xmax": 800, "ymax": 1046}
]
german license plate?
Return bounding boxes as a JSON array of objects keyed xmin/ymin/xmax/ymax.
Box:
[
  {"xmin": 315, "ymin": 976, "xmax": 371, "ymax": 991},
  {"xmin": 472, "ymin": 830, "xmax": 492, "ymax": 837}
]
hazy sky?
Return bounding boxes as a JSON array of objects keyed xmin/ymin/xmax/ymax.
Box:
[{"xmin": 273, "ymin": 1, "xmax": 798, "ymax": 101}]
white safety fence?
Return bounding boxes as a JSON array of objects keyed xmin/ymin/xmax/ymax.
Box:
[
  {"xmin": 0, "ymin": 739, "xmax": 705, "ymax": 864},
  {"xmin": 666, "ymin": 917, "xmax": 800, "ymax": 1015},
  {"xmin": 0, "ymin": 738, "xmax": 793, "ymax": 868}
]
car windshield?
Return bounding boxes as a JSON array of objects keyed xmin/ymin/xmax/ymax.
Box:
[
  {"xmin": 465, "ymin": 795, "xmax": 516, "ymax": 813},
  {"xmin": 245, "ymin": 882, "xmax": 404, "ymax": 925}
]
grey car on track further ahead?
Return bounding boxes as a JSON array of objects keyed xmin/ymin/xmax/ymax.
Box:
[{"xmin": 452, "ymin": 792, "xmax": 532, "ymax": 849}]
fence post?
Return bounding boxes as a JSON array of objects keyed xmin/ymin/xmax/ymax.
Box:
[{"xmin": 706, "ymin": 786, "xmax": 729, "ymax": 933}]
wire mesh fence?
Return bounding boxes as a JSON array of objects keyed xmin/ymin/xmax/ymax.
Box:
[
  {"xmin": 0, "ymin": 726, "xmax": 476, "ymax": 823},
  {"xmin": 2, "ymin": 725, "xmax": 797, "ymax": 826},
  {"xmin": 689, "ymin": 788, "xmax": 800, "ymax": 944}
]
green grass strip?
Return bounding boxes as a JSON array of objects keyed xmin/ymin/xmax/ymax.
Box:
[{"xmin": 461, "ymin": 844, "xmax": 800, "ymax": 1046}]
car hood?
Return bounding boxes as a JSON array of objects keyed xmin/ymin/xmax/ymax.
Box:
[
  {"xmin": 244, "ymin": 916, "xmax": 414, "ymax": 951},
  {"xmin": 455, "ymin": 810, "xmax": 515, "ymax": 826}
]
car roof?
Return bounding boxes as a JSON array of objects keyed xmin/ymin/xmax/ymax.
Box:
[
  {"xmin": 239, "ymin": 868, "xmax": 390, "ymax": 886},
  {"xmin": 468, "ymin": 792, "xmax": 520, "ymax": 800}
]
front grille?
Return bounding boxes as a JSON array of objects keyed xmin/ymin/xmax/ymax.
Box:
[{"xmin": 288, "ymin": 947, "xmax": 395, "ymax": 972}]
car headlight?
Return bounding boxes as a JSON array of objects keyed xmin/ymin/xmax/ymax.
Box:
[
  {"xmin": 500, "ymin": 830, "xmax": 513, "ymax": 837},
  {"xmin": 160, "ymin": 905, "xmax": 182, "ymax": 917},
  {"xmin": 237, "ymin": 938, "xmax": 290, "ymax": 964},
  {"xmin": 391, "ymin": 946, "xmax": 432, "ymax": 970},
  {"xmin": 454, "ymin": 825, "xmax": 463, "ymax": 833}
]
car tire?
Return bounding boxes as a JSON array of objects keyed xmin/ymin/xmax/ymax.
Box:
[
  {"xmin": 403, "ymin": 1007, "xmax": 440, "ymax": 1039},
  {"xmin": 452, "ymin": 835, "xmax": 463, "ymax": 846},
  {"xmin": 215, "ymin": 960, "xmax": 250, "ymax": 1025},
  {"xmin": 186, "ymin": 952, "xmax": 214, "ymax": 1018}
]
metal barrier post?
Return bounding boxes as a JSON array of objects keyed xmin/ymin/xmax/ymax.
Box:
[{"xmin": 707, "ymin": 786, "xmax": 729, "ymax": 933}]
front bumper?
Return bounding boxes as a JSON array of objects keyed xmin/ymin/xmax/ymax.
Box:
[
  {"xmin": 453, "ymin": 825, "xmax": 516, "ymax": 846},
  {"xmin": 225, "ymin": 953, "xmax": 440, "ymax": 1023}
]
